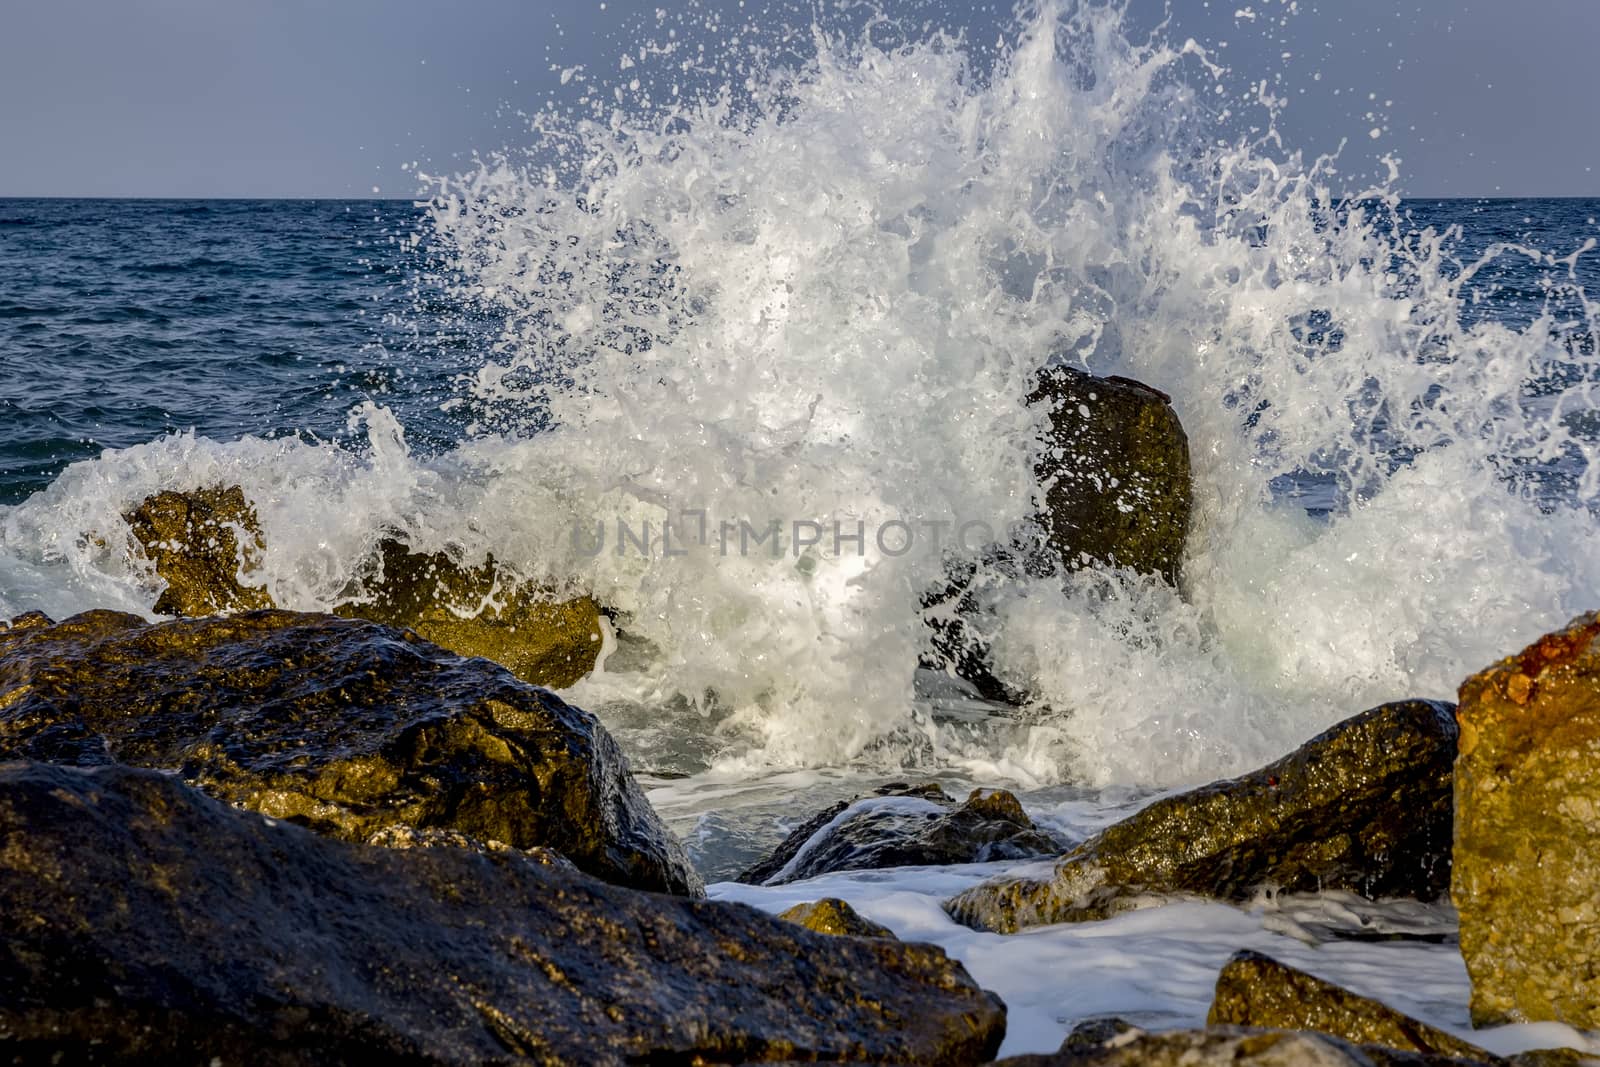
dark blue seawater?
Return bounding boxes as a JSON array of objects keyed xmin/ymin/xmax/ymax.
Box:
[{"xmin": 1, "ymin": 197, "xmax": 1597, "ymax": 506}]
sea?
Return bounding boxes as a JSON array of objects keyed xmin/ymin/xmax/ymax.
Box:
[{"xmin": 4, "ymin": 1, "xmax": 1600, "ymax": 1057}]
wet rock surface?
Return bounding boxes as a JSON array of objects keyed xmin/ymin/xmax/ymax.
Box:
[
  {"xmin": 125, "ymin": 485, "xmax": 273, "ymax": 616},
  {"xmin": 335, "ymin": 536, "xmax": 603, "ymax": 689},
  {"xmin": 1207, "ymin": 950, "xmax": 1495, "ymax": 1061},
  {"xmin": 780, "ymin": 898, "xmax": 897, "ymax": 939},
  {"xmin": 1454, "ymin": 612, "xmax": 1600, "ymax": 1028},
  {"xmin": 1029, "ymin": 366, "xmax": 1192, "ymax": 586},
  {"xmin": 947, "ymin": 701, "xmax": 1457, "ymax": 932},
  {"xmin": 0, "ymin": 608, "xmax": 700, "ymax": 896},
  {"xmin": 738, "ymin": 785, "xmax": 1064, "ymax": 887},
  {"xmin": 0, "ymin": 760, "xmax": 1007, "ymax": 1066},
  {"xmin": 987, "ymin": 1026, "xmax": 1408, "ymax": 1066}
]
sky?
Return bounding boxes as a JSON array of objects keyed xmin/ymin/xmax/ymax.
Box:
[{"xmin": 0, "ymin": 0, "xmax": 1596, "ymax": 199}]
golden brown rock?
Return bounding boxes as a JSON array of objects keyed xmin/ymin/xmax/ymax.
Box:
[
  {"xmin": 125, "ymin": 485, "xmax": 272, "ymax": 615},
  {"xmin": 1454, "ymin": 612, "xmax": 1600, "ymax": 1028},
  {"xmin": 780, "ymin": 899, "xmax": 897, "ymax": 939},
  {"xmin": 336, "ymin": 537, "xmax": 602, "ymax": 688},
  {"xmin": 1207, "ymin": 950, "xmax": 1494, "ymax": 1061}
]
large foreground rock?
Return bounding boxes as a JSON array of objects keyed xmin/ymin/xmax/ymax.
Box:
[
  {"xmin": 1454, "ymin": 612, "xmax": 1600, "ymax": 1028},
  {"xmin": 0, "ymin": 609, "xmax": 699, "ymax": 896},
  {"xmin": 334, "ymin": 536, "xmax": 603, "ymax": 689},
  {"xmin": 1208, "ymin": 950, "xmax": 1495, "ymax": 1061},
  {"xmin": 1029, "ymin": 365, "xmax": 1192, "ymax": 586},
  {"xmin": 738, "ymin": 785, "xmax": 1063, "ymax": 886},
  {"xmin": 947, "ymin": 701, "xmax": 1456, "ymax": 932},
  {"xmin": 0, "ymin": 761, "xmax": 1006, "ymax": 1065}
]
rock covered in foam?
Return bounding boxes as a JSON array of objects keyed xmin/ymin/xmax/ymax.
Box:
[
  {"xmin": 736, "ymin": 784, "xmax": 1064, "ymax": 887},
  {"xmin": 1454, "ymin": 612, "xmax": 1600, "ymax": 1029},
  {"xmin": 334, "ymin": 535, "xmax": 604, "ymax": 689},
  {"xmin": 125, "ymin": 487, "xmax": 604, "ymax": 690},
  {"xmin": 0, "ymin": 760, "xmax": 1006, "ymax": 1065},
  {"xmin": 0, "ymin": 608, "xmax": 699, "ymax": 896},
  {"xmin": 1030, "ymin": 366, "xmax": 1192, "ymax": 587},
  {"xmin": 946, "ymin": 701, "xmax": 1456, "ymax": 932},
  {"xmin": 125, "ymin": 485, "xmax": 273, "ymax": 616},
  {"xmin": 1207, "ymin": 950, "xmax": 1496, "ymax": 1061}
]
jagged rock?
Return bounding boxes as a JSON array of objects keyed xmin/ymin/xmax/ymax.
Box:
[
  {"xmin": 1454, "ymin": 612, "xmax": 1600, "ymax": 1028},
  {"xmin": 125, "ymin": 485, "xmax": 273, "ymax": 616},
  {"xmin": 946, "ymin": 701, "xmax": 1456, "ymax": 932},
  {"xmin": 0, "ymin": 760, "xmax": 1007, "ymax": 1066},
  {"xmin": 0, "ymin": 609, "xmax": 700, "ymax": 896},
  {"xmin": 1030, "ymin": 366, "xmax": 1192, "ymax": 587},
  {"xmin": 922, "ymin": 368, "xmax": 1192, "ymax": 698},
  {"xmin": 780, "ymin": 898, "xmax": 897, "ymax": 939},
  {"xmin": 738, "ymin": 785, "xmax": 1064, "ymax": 887},
  {"xmin": 335, "ymin": 536, "xmax": 603, "ymax": 689},
  {"xmin": 1208, "ymin": 950, "xmax": 1495, "ymax": 1061}
]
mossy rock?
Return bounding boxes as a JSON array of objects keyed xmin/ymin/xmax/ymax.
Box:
[
  {"xmin": 125, "ymin": 486, "xmax": 272, "ymax": 616},
  {"xmin": 335, "ymin": 537, "xmax": 602, "ymax": 689},
  {"xmin": 946, "ymin": 700, "xmax": 1456, "ymax": 932},
  {"xmin": 779, "ymin": 898, "xmax": 896, "ymax": 939}
]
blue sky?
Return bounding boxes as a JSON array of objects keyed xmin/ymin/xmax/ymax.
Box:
[{"xmin": 1, "ymin": 0, "xmax": 1596, "ymax": 198}]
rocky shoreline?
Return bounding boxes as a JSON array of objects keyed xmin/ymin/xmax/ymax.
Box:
[{"xmin": 2, "ymin": 369, "xmax": 1598, "ymax": 1064}]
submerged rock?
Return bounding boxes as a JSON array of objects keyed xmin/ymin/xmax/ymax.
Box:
[
  {"xmin": 1454, "ymin": 612, "xmax": 1600, "ymax": 1028},
  {"xmin": 780, "ymin": 898, "xmax": 897, "ymax": 939},
  {"xmin": 125, "ymin": 485, "xmax": 273, "ymax": 616},
  {"xmin": 988, "ymin": 1026, "xmax": 1398, "ymax": 1066},
  {"xmin": 1208, "ymin": 950, "xmax": 1495, "ymax": 1061},
  {"xmin": 737, "ymin": 785, "xmax": 1064, "ymax": 887},
  {"xmin": 1030, "ymin": 366, "xmax": 1192, "ymax": 587},
  {"xmin": 335, "ymin": 536, "xmax": 603, "ymax": 689},
  {"xmin": 0, "ymin": 760, "xmax": 1007, "ymax": 1066},
  {"xmin": 947, "ymin": 701, "xmax": 1456, "ymax": 932},
  {"xmin": 0, "ymin": 608, "xmax": 699, "ymax": 896}
]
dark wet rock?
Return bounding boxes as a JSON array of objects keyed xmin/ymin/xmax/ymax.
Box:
[
  {"xmin": 125, "ymin": 485, "xmax": 273, "ymax": 616},
  {"xmin": 738, "ymin": 785, "xmax": 1064, "ymax": 887},
  {"xmin": 946, "ymin": 700, "xmax": 1456, "ymax": 932},
  {"xmin": 0, "ymin": 608, "xmax": 700, "ymax": 896},
  {"xmin": 0, "ymin": 760, "xmax": 1007, "ymax": 1066},
  {"xmin": 780, "ymin": 898, "xmax": 897, "ymax": 939},
  {"xmin": 335, "ymin": 536, "xmax": 603, "ymax": 689},
  {"xmin": 1058, "ymin": 1018, "xmax": 1141, "ymax": 1053},
  {"xmin": 921, "ymin": 368, "xmax": 1192, "ymax": 699},
  {"xmin": 1208, "ymin": 950, "xmax": 1495, "ymax": 1061},
  {"xmin": 1454, "ymin": 612, "xmax": 1600, "ymax": 1028},
  {"xmin": 364, "ymin": 824, "xmax": 578, "ymax": 872},
  {"xmin": 1030, "ymin": 366, "xmax": 1192, "ymax": 587}
]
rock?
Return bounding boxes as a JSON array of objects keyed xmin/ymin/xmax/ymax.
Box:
[
  {"xmin": 0, "ymin": 760, "xmax": 1007, "ymax": 1066},
  {"xmin": 1029, "ymin": 366, "xmax": 1192, "ymax": 587},
  {"xmin": 921, "ymin": 368, "xmax": 1192, "ymax": 698},
  {"xmin": 363, "ymin": 824, "xmax": 579, "ymax": 871},
  {"xmin": 335, "ymin": 536, "xmax": 603, "ymax": 689},
  {"xmin": 1207, "ymin": 950, "xmax": 1495, "ymax": 1061},
  {"xmin": 0, "ymin": 608, "xmax": 700, "ymax": 896},
  {"xmin": 780, "ymin": 899, "xmax": 897, "ymax": 939},
  {"xmin": 1454, "ymin": 612, "xmax": 1600, "ymax": 1028},
  {"xmin": 738, "ymin": 785, "xmax": 1064, "ymax": 887},
  {"xmin": 946, "ymin": 700, "xmax": 1456, "ymax": 932},
  {"xmin": 987, "ymin": 1026, "xmax": 1414, "ymax": 1066},
  {"xmin": 1058, "ymin": 1018, "xmax": 1141, "ymax": 1053},
  {"xmin": 125, "ymin": 485, "xmax": 273, "ymax": 616}
]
